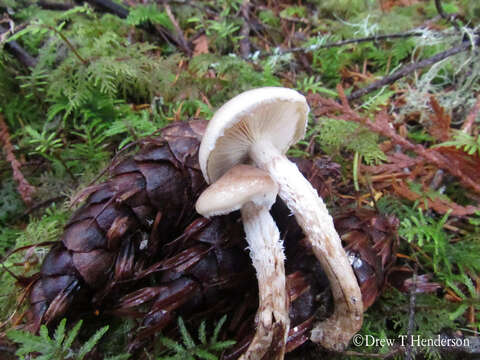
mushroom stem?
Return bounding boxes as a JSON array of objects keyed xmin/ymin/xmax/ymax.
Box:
[
  {"xmin": 240, "ymin": 203, "xmax": 289, "ymax": 360},
  {"xmin": 250, "ymin": 139, "xmax": 363, "ymax": 351},
  {"xmin": 195, "ymin": 164, "xmax": 289, "ymax": 359}
]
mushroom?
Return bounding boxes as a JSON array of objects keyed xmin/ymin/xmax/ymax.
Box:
[
  {"xmin": 196, "ymin": 164, "xmax": 289, "ymax": 360},
  {"xmin": 199, "ymin": 87, "xmax": 363, "ymax": 351}
]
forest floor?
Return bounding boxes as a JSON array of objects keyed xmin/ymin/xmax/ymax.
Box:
[{"xmin": 1, "ymin": 0, "xmax": 480, "ymax": 359}]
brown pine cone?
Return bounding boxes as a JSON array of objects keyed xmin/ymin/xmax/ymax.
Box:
[{"xmin": 24, "ymin": 121, "xmax": 397, "ymax": 359}]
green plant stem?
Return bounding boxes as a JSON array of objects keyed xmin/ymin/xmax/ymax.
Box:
[{"xmin": 353, "ymin": 151, "xmax": 360, "ymax": 192}]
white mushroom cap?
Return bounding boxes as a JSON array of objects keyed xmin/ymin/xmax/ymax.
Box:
[
  {"xmin": 199, "ymin": 87, "xmax": 309, "ymax": 184},
  {"xmin": 196, "ymin": 164, "xmax": 278, "ymax": 217}
]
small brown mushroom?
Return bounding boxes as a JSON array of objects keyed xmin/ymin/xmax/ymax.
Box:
[
  {"xmin": 196, "ymin": 164, "xmax": 289, "ymax": 360},
  {"xmin": 199, "ymin": 87, "xmax": 363, "ymax": 351}
]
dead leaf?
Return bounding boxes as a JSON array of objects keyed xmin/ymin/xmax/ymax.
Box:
[
  {"xmin": 428, "ymin": 96, "xmax": 451, "ymax": 142},
  {"xmin": 392, "ymin": 180, "xmax": 479, "ymax": 216},
  {"xmin": 0, "ymin": 114, "xmax": 35, "ymax": 205},
  {"xmin": 404, "ymin": 274, "xmax": 441, "ymax": 294},
  {"xmin": 307, "ymin": 89, "xmax": 480, "ymax": 194},
  {"xmin": 193, "ymin": 35, "xmax": 209, "ymax": 56}
]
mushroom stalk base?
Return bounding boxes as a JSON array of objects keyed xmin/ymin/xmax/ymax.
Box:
[
  {"xmin": 250, "ymin": 140, "xmax": 363, "ymax": 351},
  {"xmin": 240, "ymin": 203, "xmax": 289, "ymax": 360}
]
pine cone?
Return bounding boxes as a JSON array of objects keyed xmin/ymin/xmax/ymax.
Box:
[
  {"xmin": 25, "ymin": 121, "xmax": 396, "ymax": 358},
  {"xmin": 336, "ymin": 209, "xmax": 398, "ymax": 309},
  {"xmin": 27, "ymin": 120, "xmax": 210, "ymax": 329}
]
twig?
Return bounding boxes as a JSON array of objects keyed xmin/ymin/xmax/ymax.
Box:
[
  {"xmin": 0, "ymin": 115, "xmax": 36, "ymax": 205},
  {"xmin": 47, "ymin": 25, "xmax": 88, "ymax": 65},
  {"xmin": 81, "ymin": 0, "xmax": 190, "ymax": 55},
  {"xmin": 435, "ymin": 0, "xmax": 449, "ymax": 20},
  {"xmin": 347, "ymin": 37, "xmax": 476, "ymax": 101},
  {"xmin": 37, "ymin": 1, "xmax": 75, "ymax": 10},
  {"xmin": 239, "ymin": 0, "xmax": 251, "ymax": 59},
  {"xmin": 259, "ymin": 31, "xmax": 425, "ymax": 58},
  {"xmin": 83, "ymin": 0, "xmax": 129, "ymax": 18},
  {"xmin": 163, "ymin": 2, "xmax": 192, "ymax": 56},
  {"xmin": 405, "ymin": 265, "xmax": 417, "ymax": 360},
  {"xmin": 280, "ymin": 15, "xmax": 310, "ymax": 24},
  {"xmin": 0, "ymin": 25, "xmax": 37, "ymax": 68},
  {"xmin": 435, "ymin": 0, "xmax": 461, "ymax": 30},
  {"xmin": 23, "ymin": 195, "xmax": 67, "ymax": 216}
]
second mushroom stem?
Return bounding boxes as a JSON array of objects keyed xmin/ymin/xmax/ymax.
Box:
[
  {"xmin": 240, "ymin": 203, "xmax": 289, "ymax": 360},
  {"xmin": 250, "ymin": 140, "xmax": 363, "ymax": 351}
]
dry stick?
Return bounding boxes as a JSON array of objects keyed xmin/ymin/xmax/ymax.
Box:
[
  {"xmin": 239, "ymin": 0, "xmax": 251, "ymax": 59},
  {"xmin": 435, "ymin": 0, "xmax": 461, "ymax": 30},
  {"xmin": 0, "ymin": 115, "xmax": 36, "ymax": 205},
  {"xmin": 3, "ymin": 22, "xmax": 86, "ymax": 66},
  {"xmin": 435, "ymin": 0, "xmax": 450, "ymax": 21},
  {"xmin": 435, "ymin": 0, "xmax": 449, "ymax": 20},
  {"xmin": 37, "ymin": 1, "xmax": 75, "ymax": 10},
  {"xmin": 259, "ymin": 31, "xmax": 425, "ymax": 58},
  {"xmin": 83, "ymin": 0, "xmax": 129, "ymax": 18},
  {"xmin": 0, "ymin": 25, "xmax": 37, "ymax": 68},
  {"xmin": 347, "ymin": 38, "xmax": 476, "ymax": 101},
  {"xmin": 295, "ymin": 32, "xmax": 425, "ymax": 52},
  {"xmin": 82, "ymin": 0, "xmax": 191, "ymax": 56},
  {"xmin": 23, "ymin": 195, "xmax": 67, "ymax": 216},
  {"xmin": 47, "ymin": 25, "xmax": 88, "ymax": 65},
  {"xmin": 164, "ymin": 2, "xmax": 192, "ymax": 57}
]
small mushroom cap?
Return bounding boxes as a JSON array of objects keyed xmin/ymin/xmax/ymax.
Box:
[
  {"xmin": 196, "ymin": 164, "xmax": 278, "ymax": 217},
  {"xmin": 199, "ymin": 87, "xmax": 309, "ymax": 184}
]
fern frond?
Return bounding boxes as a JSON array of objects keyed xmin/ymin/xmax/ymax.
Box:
[
  {"xmin": 77, "ymin": 325, "xmax": 109, "ymax": 360},
  {"xmin": 211, "ymin": 315, "xmax": 226, "ymax": 344},
  {"xmin": 53, "ymin": 318, "xmax": 67, "ymax": 346},
  {"xmin": 178, "ymin": 317, "xmax": 196, "ymax": 349},
  {"xmin": 160, "ymin": 336, "xmax": 186, "ymax": 354},
  {"xmin": 63, "ymin": 320, "xmax": 83, "ymax": 350},
  {"xmin": 157, "ymin": 315, "xmax": 234, "ymax": 360},
  {"xmin": 7, "ymin": 328, "xmax": 54, "ymax": 356},
  {"xmin": 7, "ymin": 318, "xmax": 109, "ymax": 360},
  {"xmin": 198, "ymin": 321, "xmax": 207, "ymax": 345},
  {"xmin": 434, "ymin": 130, "xmax": 480, "ymax": 156},
  {"xmin": 315, "ymin": 117, "xmax": 387, "ymax": 165},
  {"xmin": 126, "ymin": 4, "xmax": 173, "ymax": 30}
]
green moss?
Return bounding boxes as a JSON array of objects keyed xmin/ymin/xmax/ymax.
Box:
[
  {"xmin": 0, "ymin": 179, "xmax": 26, "ymax": 226},
  {"xmin": 315, "ymin": 117, "xmax": 386, "ymax": 165},
  {"xmin": 0, "ymin": 204, "xmax": 69, "ymax": 321},
  {"xmin": 1, "ymin": 0, "xmax": 479, "ymax": 357}
]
